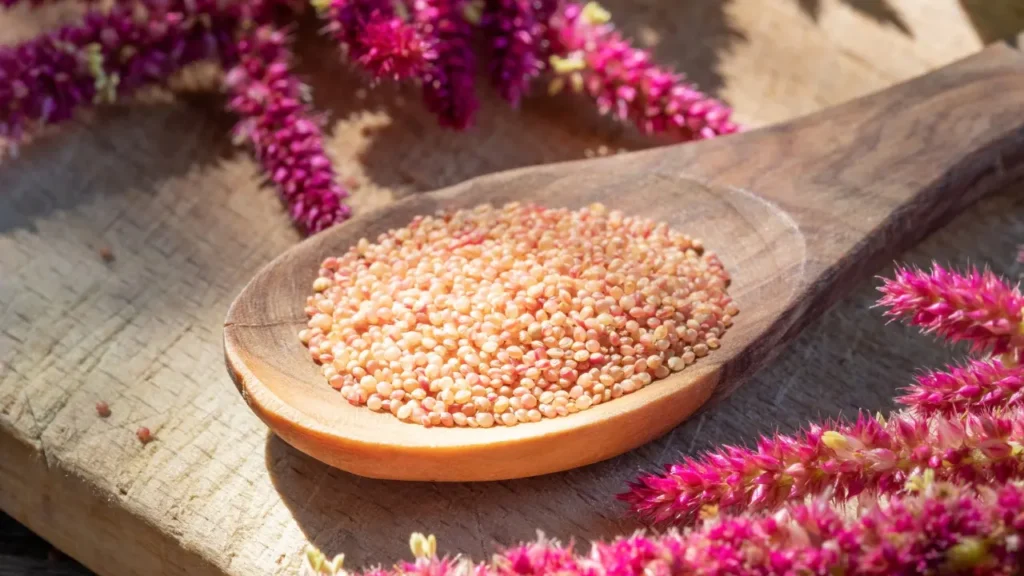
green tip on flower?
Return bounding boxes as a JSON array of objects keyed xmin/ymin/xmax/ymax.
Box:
[
  {"xmin": 83, "ymin": 43, "xmax": 119, "ymax": 104},
  {"xmin": 84, "ymin": 43, "xmax": 104, "ymax": 78},
  {"xmin": 309, "ymin": 0, "xmax": 330, "ymax": 15},
  {"xmin": 580, "ymin": 2, "xmax": 611, "ymax": 26},
  {"xmin": 410, "ymin": 533, "xmax": 437, "ymax": 559},
  {"xmin": 325, "ymin": 554, "xmax": 345, "ymax": 574},
  {"xmin": 549, "ymin": 54, "xmax": 586, "ymax": 74},
  {"xmin": 305, "ymin": 546, "xmax": 327, "ymax": 572},
  {"xmin": 462, "ymin": 0, "xmax": 483, "ymax": 25},
  {"xmin": 303, "ymin": 545, "xmax": 346, "ymax": 575},
  {"xmin": 698, "ymin": 504, "xmax": 720, "ymax": 521},
  {"xmin": 570, "ymin": 73, "xmax": 584, "ymax": 93},
  {"xmin": 820, "ymin": 430, "xmax": 848, "ymax": 452},
  {"xmin": 904, "ymin": 469, "xmax": 936, "ymax": 493},
  {"xmin": 947, "ymin": 537, "xmax": 990, "ymax": 569}
]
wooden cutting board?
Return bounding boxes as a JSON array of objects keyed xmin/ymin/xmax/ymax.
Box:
[{"xmin": 2, "ymin": 1, "xmax": 1023, "ymax": 575}]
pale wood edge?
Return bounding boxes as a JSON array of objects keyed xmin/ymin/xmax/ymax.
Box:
[{"xmin": 0, "ymin": 429, "xmax": 221, "ymax": 576}]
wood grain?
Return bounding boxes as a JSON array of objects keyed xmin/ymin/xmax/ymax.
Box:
[
  {"xmin": 224, "ymin": 44, "xmax": 1024, "ymax": 481},
  {"xmin": 2, "ymin": 1, "xmax": 1024, "ymax": 575}
]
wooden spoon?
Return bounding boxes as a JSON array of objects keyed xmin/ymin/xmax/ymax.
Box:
[{"xmin": 224, "ymin": 43, "xmax": 1024, "ymax": 482}]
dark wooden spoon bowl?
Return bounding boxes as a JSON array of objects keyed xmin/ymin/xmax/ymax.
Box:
[{"xmin": 224, "ymin": 44, "xmax": 1024, "ymax": 481}]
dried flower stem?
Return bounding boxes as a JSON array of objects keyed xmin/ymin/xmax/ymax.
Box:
[
  {"xmin": 412, "ymin": 0, "xmax": 478, "ymax": 129},
  {"xmin": 303, "ymin": 480, "xmax": 1024, "ymax": 575},
  {"xmin": 878, "ymin": 263, "xmax": 1024, "ymax": 357},
  {"xmin": 620, "ymin": 409, "xmax": 1024, "ymax": 525},
  {"xmin": 546, "ymin": 2, "xmax": 739, "ymax": 141},
  {"xmin": 225, "ymin": 24, "xmax": 351, "ymax": 233}
]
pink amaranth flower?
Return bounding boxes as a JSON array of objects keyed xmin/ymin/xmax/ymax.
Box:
[
  {"xmin": 547, "ymin": 2, "xmax": 740, "ymax": 141},
  {"xmin": 620, "ymin": 409, "xmax": 1024, "ymax": 526},
  {"xmin": 899, "ymin": 359, "xmax": 1024, "ymax": 416},
  {"xmin": 412, "ymin": 0, "xmax": 478, "ymax": 129},
  {"xmin": 304, "ymin": 481, "xmax": 1024, "ymax": 575},
  {"xmin": 355, "ymin": 17, "xmax": 436, "ymax": 80},
  {"xmin": 482, "ymin": 0, "xmax": 558, "ymax": 106},
  {"xmin": 225, "ymin": 25, "xmax": 351, "ymax": 234},
  {"xmin": 878, "ymin": 263, "xmax": 1024, "ymax": 356},
  {"xmin": 317, "ymin": 0, "xmax": 435, "ymax": 81},
  {"xmin": 0, "ymin": 0, "xmax": 242, "ymax": 145}
]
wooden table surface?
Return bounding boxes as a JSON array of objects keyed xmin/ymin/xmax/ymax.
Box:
[{"xmin": 2, "ymin": 1, "xmax": 1024, "ymax": 575}]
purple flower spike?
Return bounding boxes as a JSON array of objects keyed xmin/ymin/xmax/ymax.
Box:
[
  {"xmin": 482, "ymin": 0, "xmax": 557, "ymax": 106},
  {"xmin": 879, "ymin": 263, "xmax": 1024, "ymax": 356},
  {"xmin": 900, "ymin": 359, "xmax": 1024, "ymax": 416},
  {"xmin": 225, "ymin": 25, "xmax": 351, "ymax": 234},
  {"xmin": 318, "ymin": 0, "xmax": 435, "ymax": 81},
  {"xmin": 547, "ymin": 2, "xmax": 740, "ymax": 141},
  {"xmin": 0, "ymin": 0, "xmax": 241, "ymax": 145},
  {"xmin": 413, "ymin": 0, "xmax": 478, "ymax": 129},
  {"xmin": 305, "ymin": 481, "xmax": 1024, "ymax": 575},
  {"xmin": 620, "ymin": 409, "xmax": 1024, "ymax": 526}
]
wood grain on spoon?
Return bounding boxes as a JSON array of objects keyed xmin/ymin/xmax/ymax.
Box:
[{"xmin": 224, "ymin": 43, "xmax": 1024, "ymax": 482}]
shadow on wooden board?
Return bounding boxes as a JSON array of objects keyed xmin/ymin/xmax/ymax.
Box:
[
  {"xmin": 794, "ymin": 0, "xmax": 911, "ymax": 35},
  {"xmin": 959, "ymin": 0, "xmax": 1024, "ymax": 46},
  {"xmin": 0, "ymin": 512, "xmax": 89, "ymax": 575}
]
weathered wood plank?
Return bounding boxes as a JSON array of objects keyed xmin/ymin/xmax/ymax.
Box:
[{"xmin": 1, "ymin": 1, "xmax": 1022, "ymax": 575}]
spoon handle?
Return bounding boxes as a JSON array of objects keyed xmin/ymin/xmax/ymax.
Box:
[
  {"xmin": 668, "ymin": 41, "xmax": 1024, "ymax": 276},
  {"xmin": 646, "ymin": 41, "xmax": 1024, "ymax": 399}
]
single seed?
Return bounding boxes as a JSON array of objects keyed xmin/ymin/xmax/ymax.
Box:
[
  {"xmin": 95, "ymin": 401, "xmax": 111, "ymax": 418},
  {"xmin": 367, "ymin": 396, "xmax": 384, "ymax": 411},
  {"xmin": 494, "ymin": 397, "xmax": 510, "ymax": 414},
  {"xmin": 397, "ymin": 404, "xmax": 413, "ymax": 421},
  {"xmin": 98, "ymin": 246, "xmax": 115, "ymax": 263},
  {"xmin": 136, "ymin": 426, "xmax": 152, "ymax": 444}
]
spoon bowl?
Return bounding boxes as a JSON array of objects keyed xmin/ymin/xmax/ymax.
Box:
[{"xmin": 225, "ymin": 44, "xmax": 1024, "ymax": 481}]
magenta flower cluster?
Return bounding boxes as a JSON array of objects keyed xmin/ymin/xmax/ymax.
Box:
[
  {"xmin": 879, "ymin": 264, "xmax": 1024, "ymax": 357},
  {"xmin": 0, "ymin": 0, "xmax": 241, "ymax": 144},
  {"xmin": 899, "ymin": 358, "xmax": 1024, "ymax": 416},
  {"xmin": 548, "ymin": 2, "xmax": 739, "ymax": 140},
  {"xmin": 409, "ymin": 0, "xmax": 478, "ymax": 130},
  {"xmin": 622, "ymin": 408, "xmax": 1024, "ymax": 524},
  {"xmin": 304, "ymin": 480, "xmax": 1024, "ymax": 575},
  {"xmin": 225, "ymin": 25, "xmax": 351, "ymax": 233},
  {"xmin": 483, "ymin": 0, "xmax": 558, "ymax": 106},
  {"xmin": 2, "ymin": 0, "xmax": 740, "ymax": 233},
  {"xmin": 317, "ymin": 0, "xmax": 435, "ymax": 82}
]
